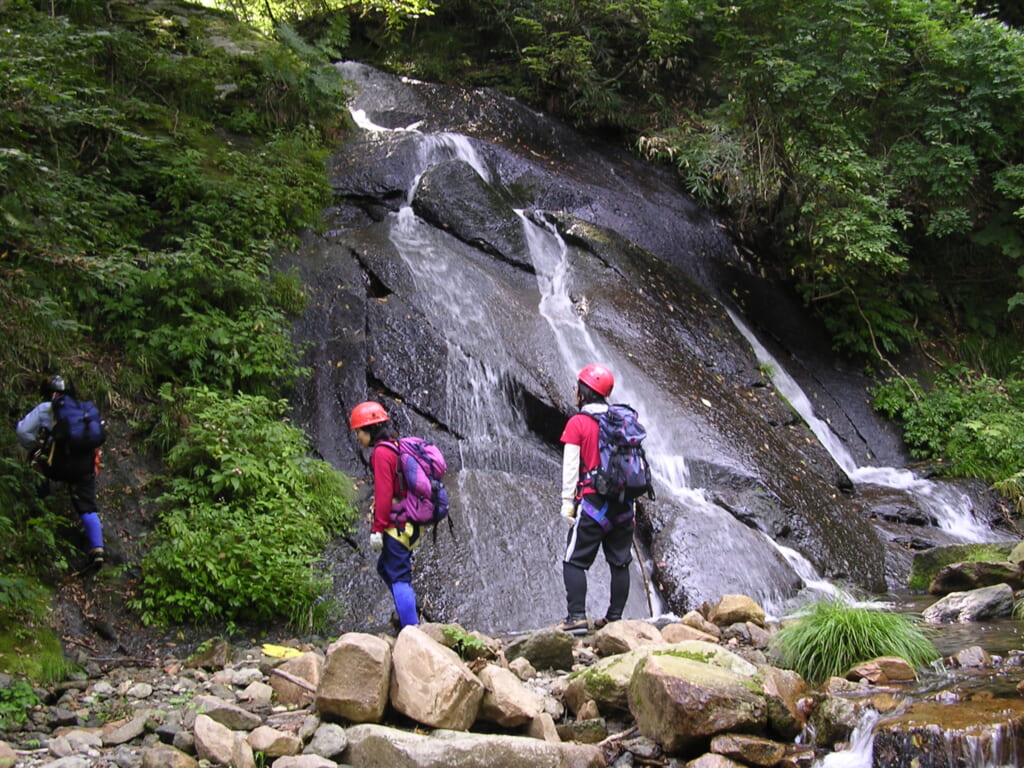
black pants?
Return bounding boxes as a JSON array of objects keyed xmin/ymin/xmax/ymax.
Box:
[{"xmin": 563, "ymin": 502, "xmax": 633, "ymax": 621}]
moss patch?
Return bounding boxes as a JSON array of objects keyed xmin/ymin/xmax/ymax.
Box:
[{"xmin": 908, "ymin": 543, "xmax": 1016, "ymax": 591}]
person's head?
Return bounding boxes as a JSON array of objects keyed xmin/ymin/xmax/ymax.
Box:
[
  {"xmin": 576, "ymin": 363, "xmax": 613, "ymax": 407},
  {"xmin": 349, "ymin": 401, "xmax": 394, "ymax": 448},
  {"xmin": 40, "ymin": 375, "xmax": 68, "ymax": 401}
]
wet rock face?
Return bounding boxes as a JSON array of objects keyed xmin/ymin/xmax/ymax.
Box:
[{"xmin": 281, "ymin": 63, "xmax": 988, "ymax": 634}]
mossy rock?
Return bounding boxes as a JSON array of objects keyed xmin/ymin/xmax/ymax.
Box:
[
  {"xmin": 908, "ymin": 543, "xmax": 1016, "ymax": 591},
  {"xmin": 1010, "ymin": 541, "xmax": 1024, "ymax": 565}
]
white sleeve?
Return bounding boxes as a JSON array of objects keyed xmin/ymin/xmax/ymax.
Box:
[
  {"xmin": 15, "ymin": 402, "xmax": 51, "ymax": 449},
  {"xmin": 561, "ymin": 443, "xmax": 581, "ymax": 506}
]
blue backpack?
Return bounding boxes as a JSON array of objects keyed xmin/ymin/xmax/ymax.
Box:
[
  {"xmin": 587, "ymin": 404, "xmax": 655, "ymax": 504},
  {"xmin": 383, "ymin": 437, "xmax": 453, "ymax": 538},
  {"xmin": 51, "ymin": 395, "xmax": 107, "ymax": 454}
]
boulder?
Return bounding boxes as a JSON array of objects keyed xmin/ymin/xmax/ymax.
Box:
[
  {"xmin": 269, "ymin": 651, "xmax": 324, "ymax": 707},
  {"xmin": 193, "ymin": 714, "xmax": 237, "ymax": 766},
  {"xmin": 929, "ymin": 561, "xmax": 1024, "ymax": 595},
  {"xmin": 873, "ymin": 698, "xmax": 1024, "ymax": 768},
  {"xmin": 922, "ymin": 583, "xmax": 1015, "ymax": 623},
  {"xmin": 681, "ymin": 610, "xmax": 722, "ymax": 638},
  {"xmin": 343, "ymin": 723, "xmax": 605, "ymax": 767},
  {"xmin": 845, "ymin": 656, "xmax": 917, "ymax": 684},
  {"xmin": 757, "ymin": 665, "xmax": 808, "ymax": 740},
  {"xmin": 592, "ymin": 620, "xmax": 663, "ymax": 656},
  {"xmin": 707, "ymin": 595, "xmax": 766, "ymax": 628},
  {"xmin": 390, "ymin": 625, "xmax": 485, "ymax": 730},
  {"xmin": 247, "ymin": 725, "xmax": 302, "ymax": 757},
  {"xmin": 477, "ymin": 663, "xmax": 544, "ymax": 728},
  {"xmin": 710, "ymin": 733, "xmax": 787, "ymax": 766},
  {"xmin": 316, "ymin": 632, "xmax": 391, "ymax": 723},
  {"xmin": 627, "ymin": 652, "xmax": 767, "ymax": 754},
  {"xmin": 140, "ymin": 745, "xmax": 197, "ymax": 768},
  {"xmin": 505, "ymin": 629, "xmax": 575, "ymax": 672},
  {"xmin": 191, "ymin": 695, "xmax": 261, "ymax": 731},
  {"xmin": 660, "ymin": 623, "xmax": 718, "ymax": 644}
]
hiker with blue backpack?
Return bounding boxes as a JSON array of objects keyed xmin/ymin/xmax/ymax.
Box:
[
  {"xmin": 350, "ymin": 400, "xmax": 449, "ymax": 631},
  {"xmin": 558, "ymin": 364, "xmax": 654, "ymax": 635},
  {"xmin": 16, "ymin": 375, "xmax": 107, "ymax": 570}
]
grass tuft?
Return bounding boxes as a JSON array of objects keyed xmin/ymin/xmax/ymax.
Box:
[{"xmin": 769, "ymin": 598, "xmax": 939, "ymax": 684}]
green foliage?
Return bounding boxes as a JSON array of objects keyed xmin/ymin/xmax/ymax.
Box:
[
  {"xmin": 512, "ymin": 0, "xmax": 696, "ymax": 130},
  {"xmin": 220, "ymin": 0, "xmax": 435, "ymax": 38},
  {"xmin": 0, "ymin": 625, "xmax": 77, "ymax": 683},
  {"xmin": 0, "ymin": 680, "xmax": 39, "ymax": 730},
  {"xmin": 873, "ymin": 364, "xmax": 1024, "ymax": 510},
  {"xmin": 770, "ymin": 599, "xmax": 939, "ymax": 684},
  {"xmin": 1, "ymin": 0, "xmax": 352, "ymax": 628},
  {"xmin": 132, "ymin": 386, "xmax": 357, "ymax": 626},
  {"xmin": 441, "ymin": 625, "xmax": 488, "ymax": 659},
  {"xmin": 633, "ymin": 0, "xmax": 1024, "ymax": 364}
]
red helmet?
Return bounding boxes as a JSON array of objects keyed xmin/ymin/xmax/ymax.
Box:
[
  {"xmin": 349, "ymin": 401, "xmax": 389, "ymax": 430},
  {"xmin": 577, "ymin": 364, "xmax": 614, "ymax": 397}
]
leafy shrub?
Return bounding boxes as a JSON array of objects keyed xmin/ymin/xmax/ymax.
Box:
[
  {"xmin": 0, "ymin": 680, "xmax": 39, "ymax": 729},
  {"xmin": 770, "ymin": 598, "xmax": 939, "ymax": 684},
  {"xmin": 873, "ymin": 363, "xmax": 1024, "ymax": 512},
  {"xmin": 131, "ymin": 386, "xmax": 357, "ymax": 627}
]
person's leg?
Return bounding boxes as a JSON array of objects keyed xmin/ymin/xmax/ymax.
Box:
[
  {"xmin": 563, "ymin": 513, "xmax": 603, "ymax": 621},
  {"xmin": 391, "ymin": 581, "xmax": 418, "ymax": 627},
  {"xmin": 69, "ymin": 473, "xmax": 104, "ymax": 553},
  {"xmin": 602, "ymin": 518, "xmax": 635, "ymax": 622},
  {"xmin": 377, "ymin": 535, "xmax": 418, "ymax": 628}
]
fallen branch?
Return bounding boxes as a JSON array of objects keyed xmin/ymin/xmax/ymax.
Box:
[
  {"xmin": 270, "ymin": 667, "xmax": 317, "ymax": 693},
  {"xmin": 596, "ymin": 725, "xmax": 638, "ymax": 747}
]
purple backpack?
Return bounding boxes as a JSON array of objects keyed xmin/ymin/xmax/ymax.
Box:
[{"xmin": 384, "ymin": 437, "xmax": 451, "ymax": 531}]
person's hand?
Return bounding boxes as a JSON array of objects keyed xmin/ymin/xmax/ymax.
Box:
[
  {"xmin": 560, "ymin": 503, "xmax": 576, "ymax": 525},
  {"xmin": 370, "ymin": 532, "xmax": 383, "ymax": 552}
]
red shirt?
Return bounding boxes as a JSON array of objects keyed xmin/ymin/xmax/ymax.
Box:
[
  {"xmin": 369, "ymin": 441, "xmax": 403, "ymax": 533},
  {"xmin": 560, "ymin": 412, "xmax": 601, "ymax": 498}
]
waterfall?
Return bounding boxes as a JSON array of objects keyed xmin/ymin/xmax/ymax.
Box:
[
  {"xmin": 524, "ymin": 212, "xmax": 818, "ymax": 617},
  {"xmin": 813, "ymin": 708, "xmax": 879, "ymax": 768},
  {"xmin": 727, "ymin": 308, "xmax": 1010, "ymax": 544}
]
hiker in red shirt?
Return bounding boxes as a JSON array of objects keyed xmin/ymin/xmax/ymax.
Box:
[
  {"xmin": 557, "ymin": 364, "xmax": 635, "ymax": 635},
  {"xmin": 350, "ymin": 401, "xmax": 420, "ymax": 629}
]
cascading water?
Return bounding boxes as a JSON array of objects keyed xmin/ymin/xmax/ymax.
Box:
[
  {"xmin": 523, "ymin": 213, "xmax": 822, "ymax": 617},
  {"xmin": 353, "ymin": 113, "xmax": 818, "ymax": 619},
  {"xmin": 727, "ymin": 308, "xmax": 1012, "ymax": 545}
]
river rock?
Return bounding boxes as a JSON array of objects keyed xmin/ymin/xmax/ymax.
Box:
[
  {"xmin": 316, "ymin": 632, "xmax": 391, "ymax": 723},
  {"xmin": 343, "ymin": 723, "xmax": 605, "ymax": 767},
  {"xmin": 922, "ymin": 583, "xmax": 1015, "ymax": 623},
  {"xmin": 247, "ymin": 724, "xmax": 302, "ymax": 756},
  {"xmin": 872, "ymin": 698, "xmax": 1024, "ymax": 768},
  {"xmin": 627, "ymin": 653, "xmax": 767, "ymax": 754},
  {"xmin": 708, "ymin": 595, "xmax": 766, "ymax": 628},
  {"xmin": 845, "ymin": 656, "xmax": 917, "ymax": 684},
  {"xmin": 141, "ymin": 744, "xmax": 197, "ymax": 768},
  {"xmin": 592, "ymin": 619, "xmax": 663, "ymax": 655},
  {"xmin": 389, "ymin": 625, "xmax": 485, "ymax": 730},
  {"xmin": 660, "ymin": 622, "xmax": 718, "ymax": 644},
  {"xmin": 709, "ymin": 733, "xmax": 787, "ymax": 766},
  {"xmin": 190, "ymin": 694, "xmax": 261, "ymax": 730},
  {"xmin": 303, "ymin": 722, "xmax": 348, "ymax": 758},
  {"xmin": 928, "ymin": 560, "xmax": 1024, "ymax": 595},
  {"xmin": 504, "ymin": 628, "xmax": 575, "ymax": 672},
  {"xmin": 477, "ymin": 663, "xmax": 544, "ymax": 728},
  {"xmin": 269, "ymin": 651, "xmax": 323, "ymax": 707},
  {"xmin": 757, "ymin": 665, "xmax": 808, "ymax": 740},
  {"xmin": 686, "ymin": 755, "xmax": 746, "ymax": 768}
]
